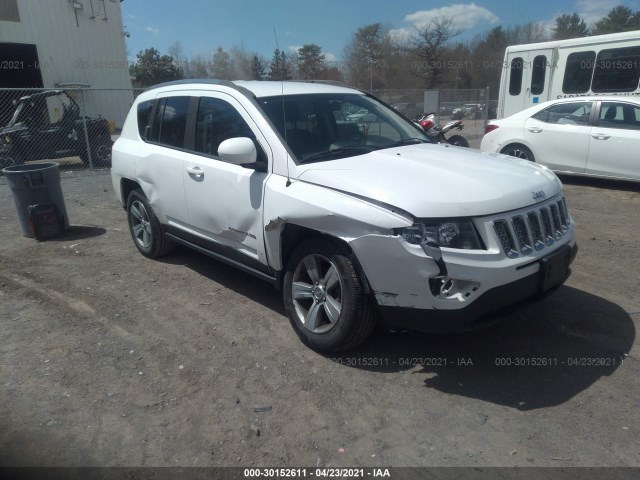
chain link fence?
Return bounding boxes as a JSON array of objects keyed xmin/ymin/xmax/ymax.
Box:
[
  {"xmin": 1, "ymin": 86, "xmax": 496, "ymax": 173},
  {"xmin": 373, "ymin": 87, "xmax": 493, "ymax": 140},
  {"xmin": 0, "ymin": 88, "xmax": 141, "ymax": 172}
]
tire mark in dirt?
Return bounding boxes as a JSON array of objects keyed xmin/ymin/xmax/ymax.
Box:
[{"xmin": 1, "ymin": 273, "xmax": 131, "ymax": 338}]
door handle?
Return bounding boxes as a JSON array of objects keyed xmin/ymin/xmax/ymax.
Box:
[
  {"xmin": 186, "ymin": 166, "xmax": 204, "ymax": 177},
  {"xmin": 527, "ymin": 127, "xmax": 543, "ymax": 133},
  {"xmin": 591, "ymin": 133, "xmax": 610, "ymax": 140}
]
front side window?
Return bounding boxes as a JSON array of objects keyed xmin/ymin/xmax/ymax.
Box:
[
  {"xmin": 599, "ymin": 102, "xmax": 640, "ymax": 130},
  {"xmin": 532, "ymin": 102, "xmax": 592, "ymax": 125},
  {"xmin": 194, "ymin": 97, "xmax": 254, "ymax": 157},
  {"xmin": 592, "ymin": 47, "xmax": 640, "ymax": 93},
  {"xmin": 562, "ymin": 51, "xmax": 596, "ymax": 94},
  {"xmin": 509, "ymin": 57, "xmax": 524, "ymax": 96}
]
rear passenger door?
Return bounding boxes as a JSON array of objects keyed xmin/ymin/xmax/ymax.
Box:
[
  {"xmin": 183, "ymin": 93, "xmax": 271, "ymax": 270},
  {"xmin": 137, "ymin": 95, "xmax": 191, "ymax": 227},
  {"xmin": 523, "ymin": 101, "xmax": 593, "ymax": 173},
  {"xmin": 587, "ymin": 101, "xmax": 640, "ymax": 180}
]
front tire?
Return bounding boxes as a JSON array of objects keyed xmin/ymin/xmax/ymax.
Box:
[
  {"xmin": 501, "ymin": 144, "xmax": 535, "ymax": 161},
  {"xmin": 283, "ymin": 238, "xmax": 376, "ymax": 352},
  {"xmin": 448, "ymin": 135, "xmax": 469, "ymax": 147},
  {"xmin": 126, "ymin": 190, "xmax": 175, "ymax": 258}
]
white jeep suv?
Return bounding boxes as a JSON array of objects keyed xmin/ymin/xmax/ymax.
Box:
[{"xmin": 112, "ymin": 80, "xmax": 578, "ymax": 352}]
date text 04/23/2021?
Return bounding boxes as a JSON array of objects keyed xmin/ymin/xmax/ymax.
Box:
[{"xmin": 243, "ymin": 468, "xmax": 391, "ymax": 477}]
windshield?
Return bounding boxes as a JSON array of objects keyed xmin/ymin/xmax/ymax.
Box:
[{"xmin": 256, "ymin": 93, "xmax": 432, "ymax": 163}]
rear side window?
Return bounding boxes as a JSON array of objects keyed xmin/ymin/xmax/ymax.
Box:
[
  {"xmin": 533, "ymin": 102, "xmax": 592, "ymax": 125},
  {"xmin": 158, "ymin": 96, "xmax": 190, "ymax": 148},
  {"xmin": 562, "ymin": 51, "xmax": 595, "ymax": 94},
  {"xmin": 592, "ymin": 47, "xmax": 640, "ymax": 93},
  {"xmin": 509, "ymin": 58, "xmax": 524, "ymax": 96},
  {"xmin": 194, "ymin": 97, "xmax": 254, "ymax": 158},
  {"xmin": 137, "ymin": 100, "xmax": 155, "ymax": 140}
]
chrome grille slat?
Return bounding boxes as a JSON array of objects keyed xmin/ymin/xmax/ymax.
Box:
[{"xmin": 492, "ymin": 198, "xmax": 571, "ymax": 258}]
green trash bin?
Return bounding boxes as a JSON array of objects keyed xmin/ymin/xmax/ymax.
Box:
[{"xmin": 2, "ymin": 162, "xmax": 69, "ymax": 238}]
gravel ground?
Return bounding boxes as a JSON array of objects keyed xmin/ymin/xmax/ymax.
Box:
[{"xmin": 0, "ymin": 166, "xmax": 638, "ymax": 468}]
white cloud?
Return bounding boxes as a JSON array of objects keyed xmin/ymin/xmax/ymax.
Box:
[
  {"xmin": 145, "ymin": 26, "xmax": 159, "ymax": 34},
  {"xmin": 575, "ymin": 0, "xmax": 622, "ymax": 25},
  {"xmin": 404, "ymin": 3, "xmax": 499, "ymax": 30},
  {"xmin": 127, "ymin": 14, "xmax": 137, "ymax": 20},
  {"xmin": 388, "ymin": 28, "xmax": 413, "ymax": 44},
  {"xmin": 288, "ymin": 45, "xmax": 302, "ymax": 53}
]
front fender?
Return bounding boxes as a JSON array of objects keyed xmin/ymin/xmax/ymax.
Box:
[{"xmin": 263, "ymin": 175, "xmax": 413, "ymax": 270}]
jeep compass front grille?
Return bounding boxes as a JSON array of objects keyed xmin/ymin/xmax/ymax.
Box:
[{"xmin": 492, "ymin": 198, "xmax": 571, "ymax": 258}]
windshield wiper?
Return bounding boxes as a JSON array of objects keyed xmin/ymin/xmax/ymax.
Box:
[
  {"xmin": 301, "ymin": 145, "xmax": 378, "ymax": 162},
  {"xmin": 388, "ymin": 138, "xmax": 430, "ymax": 147}
]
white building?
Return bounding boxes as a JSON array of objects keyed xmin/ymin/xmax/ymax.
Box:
[{"xmin": 0, "ymin": 0, "xmax": 133, "ymax": 127}]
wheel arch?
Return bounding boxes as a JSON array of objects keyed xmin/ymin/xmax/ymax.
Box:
[
  {"xmin": 500, "ymin": 142, "xmax": 536, "ymax": 161},
  {"xmin": 277, "ymin": 223, "xmax": 372, "ymax": 296},
  {"xmin": 120, "ymin": 178, "xmax": 142, "ymax": 209}
]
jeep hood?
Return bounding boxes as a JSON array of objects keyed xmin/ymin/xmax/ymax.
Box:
[{"xmin": 295, "ymin": 144, "xmax": 562, "ymax": 218}]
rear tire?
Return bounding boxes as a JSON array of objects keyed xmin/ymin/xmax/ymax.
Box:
[
  {"xmin": 501, "ymin": 144, "xmax": 535, "ymax": 162},
  {"xmin": 448, "ymin": 135, "xmax": 469, "ymax": 147},
  {"xmin": 126, "ymin": 189, "xmax": 175, "ymax": 258},
  {"xmin": 283, "ymin": 238, "xmax": 376, "ymax": 352}
]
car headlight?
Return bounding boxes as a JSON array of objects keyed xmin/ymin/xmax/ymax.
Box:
[{"xmin": 398, "ymin": 220, "xmax": 483, "ymax": 249}]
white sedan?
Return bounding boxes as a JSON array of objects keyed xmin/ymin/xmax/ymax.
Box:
[{"xmin": 481, "ymin": 96, "xmax": 640, "ymax": 182}]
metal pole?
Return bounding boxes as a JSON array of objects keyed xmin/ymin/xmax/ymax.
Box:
[{"xmin": 80, "ymin": 90, "xmax": 94, "ymax": 169}]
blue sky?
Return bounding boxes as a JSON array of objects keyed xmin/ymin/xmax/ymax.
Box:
[{"xmin": 121, "ymin": 0, "xmax": 640, "ymax": 62}]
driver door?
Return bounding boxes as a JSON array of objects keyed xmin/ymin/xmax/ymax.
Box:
[{"xmin": 182, "ymin": 93, "xmax": 271, "ymax": 269}]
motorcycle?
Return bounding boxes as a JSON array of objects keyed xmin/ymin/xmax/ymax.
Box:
[{"xmin": 415, "ymin": 113, "xmax": 470, "ymax": 147}]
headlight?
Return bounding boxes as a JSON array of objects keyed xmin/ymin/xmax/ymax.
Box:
[{"xmin": 398, "ymin": 220, "xmax": 483, "ymax": 249}]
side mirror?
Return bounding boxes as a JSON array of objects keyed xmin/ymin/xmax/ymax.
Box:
[{"xmin": 218, "ymin": 137, "xmax": 257, "ymax": 166}]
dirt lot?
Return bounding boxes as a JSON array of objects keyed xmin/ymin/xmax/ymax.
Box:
[{"xmin": 0, "ymin": 167, "xmax": 638, "ymax": 468}]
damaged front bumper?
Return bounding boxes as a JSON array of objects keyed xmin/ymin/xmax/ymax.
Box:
[{"xmin": 349, "ymin": 220, "xmax": 578, "ymax": 333}]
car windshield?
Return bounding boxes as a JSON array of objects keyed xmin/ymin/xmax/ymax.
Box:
[{"xmin": 256, "ymin": 93, "xmax": 432, "ymax": 163}]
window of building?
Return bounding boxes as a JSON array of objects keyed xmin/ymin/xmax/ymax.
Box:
[
  {"xmin": 562, "ymin": 51, "xmax": 595, "ymax": 94},
  {"xmin": 0, "ymin": 0, "xmax": 20, "ymax": 22}
]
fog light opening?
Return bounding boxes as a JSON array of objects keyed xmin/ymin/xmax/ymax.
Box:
[{"xmin": 429, "ymin": 277, "xmax": 481, "ymax": 301}]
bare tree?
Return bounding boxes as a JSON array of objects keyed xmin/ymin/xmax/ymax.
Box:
[
  {"xmin": 407, "ymin": 17, "xmax": 460, "ymax": 88},
  {"xmin": 511, "ymin": 22, "xmax": 548, "ymax": 44},
  {"xmin": 343, "ymin": 23, "xmax": 389, "ymax": 90}
]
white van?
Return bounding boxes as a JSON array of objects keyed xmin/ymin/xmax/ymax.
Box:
[{"xmin": 498, "ymin": 30, "xmax": 640, "ymax": 118}]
